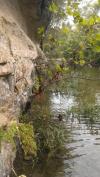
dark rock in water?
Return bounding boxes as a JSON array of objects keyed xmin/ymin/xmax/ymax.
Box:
[
  {"xmin": 90, "ymin": 58, "xmax": 100, "ymax": 67},
  {"xmin": 58, "ymin": 114, "xmax": 63, "ymax": 121}
]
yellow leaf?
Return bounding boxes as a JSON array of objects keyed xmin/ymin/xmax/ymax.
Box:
[{"xmin": 79, "ymin": 60, "xmax": 85, "ymax": 66}]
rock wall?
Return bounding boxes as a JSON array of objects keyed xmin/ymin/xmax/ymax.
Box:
[
  {"xmin": 0, "ymin": 0, "xmax": 51, "ymax": 126},
  {"xmin": 0, "ymin": 16, "xmax": 37, "ymax": 122},
  {"xmin": 0, "ymin": 0, "xmax": 51, "ymax": 176},
  {"xmin": 18, "ymin": 0, "xmax": 52, "ymax": 41},
  {"xmin": 0, "ymin": 142, "xmax": 15, "ymax": 177}
]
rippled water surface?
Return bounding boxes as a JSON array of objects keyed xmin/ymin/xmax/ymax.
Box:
[{"xmin": 13, "ymin": 68, "xmax": 100, "ymax": 177}]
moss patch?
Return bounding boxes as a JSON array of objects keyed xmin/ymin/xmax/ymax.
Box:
[
  {"xmin": 19, "ymin": 124, "xmax": 37, "ymax": 157},
  {"xmin": 0, "ymin": 123, "xmax": 37, "ymax": 158}
]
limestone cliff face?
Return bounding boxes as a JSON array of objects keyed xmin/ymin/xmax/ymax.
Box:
[
  {"xmin": 0, "ymin": 1, "xmax": 51, "ymax": 176},
  {"xmin": 0, "ymin": 16, "xmax": 37, "ymax": 123},
  {"xmin": 0, "ymin": 0, "xmax": 51, "ymax": 125}
]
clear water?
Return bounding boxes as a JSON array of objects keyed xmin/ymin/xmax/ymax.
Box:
[{"xmin": 13, "ymin": 67, "xmax": 100, "ymax": 177}]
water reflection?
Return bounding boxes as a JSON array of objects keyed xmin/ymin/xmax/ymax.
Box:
[
  {"xmin": 49, "ymin": 68, "xmax": 100, "ymax": 177},
  {"xmin": 13, "ymin": 68, "xmax": 100, "ymax": 177},
  {"xmin": 51, "ymin": 92, "xmax": 75, "ymax": 114}
]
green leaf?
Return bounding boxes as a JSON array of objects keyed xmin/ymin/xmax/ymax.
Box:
[
  {"xmin": 49, "ymin": 2, "xmax": 59, "ymax": 13},
  {"xmin": 38, "ymin": 26, "xmax": 45, "ymax": 35},
  {"xmin": 88, "ymin": 17, "xmax": 95, "ymax": 26},
  {"xmin": 94, "ymin": 45, "xmax": 100, "ymax": 53},
  {"xmin": 95, "ymin": 33, "xmax": 100, "ymax": 41},
  {"xmin": 81, "ymin": 19, "xmax": 88, "ymax": 26},
  {"xmin": 79, "ymin": 59, "xmax": 85, "ymax": 66},
  {"xmin": 73, "ymin": 2, "xmax": 79, "ymax": 9},
  {"xmin": 66, "ymin": 6, "xmax": 73, "ymax": 15},
  {"xmin": 61, "ymin": 26, "xmax": 69, "ymax": 34}
]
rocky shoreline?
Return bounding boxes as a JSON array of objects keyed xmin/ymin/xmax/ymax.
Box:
[{"xmin": 0, "ymin": 0, "xmax": 51, "ymax": 176}]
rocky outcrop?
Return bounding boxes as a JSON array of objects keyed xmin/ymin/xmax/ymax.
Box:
[
  {"xmin": 0, "ymin": 16, "xmax": 38, "ymax": 124},
  {"xmin": 0, "ymin": 0, "xmax": 50, "ymax": 126},
  {"xmin": 0, "ymin": 1, "xmax": 51, "ymax": 176},
  {"xmin": 0, "ymin": 142, "xmax": 15, "ymax": 177}
]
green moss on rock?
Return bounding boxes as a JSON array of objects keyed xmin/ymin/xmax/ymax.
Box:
[
  {"xmin": 19, "ymin": 124, "xmax": 37, "ymax": 157},
  {"xmin": 0, "ymin": 123, "xmax": 37, "ymax": 158}
]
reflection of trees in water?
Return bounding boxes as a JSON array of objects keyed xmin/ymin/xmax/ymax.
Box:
[
  {"xmin": 51, "ymin": 68, "xmax": 100, "ymax": 134},
  {"xmin": 49, "ymin": 71, "xmax": 100, "ymax": 150},
  {"xmin": 50, "ymin": 68, "xmax": 100, "ymax": 107},
  {"xmin": 69, "ymin": 70, "xmax": 100, "ymax": 133},
  {"xmin": 68, "ymin": 105, "xmax": 100, "ymax": 134},
  {"xmin": 13, "ymin": 150, "xmax": 73, "ymax": 177}
]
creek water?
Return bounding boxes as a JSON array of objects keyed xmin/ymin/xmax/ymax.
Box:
[{"xmin": 12, "ymin": 67, "xmax": 100, "ymax": 177}]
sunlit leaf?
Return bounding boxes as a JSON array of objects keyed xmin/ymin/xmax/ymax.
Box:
[
  {"xmin": 79, "ymin": 59, "xmax": 85, "ymax": 66},
  {"xmin": 88, "ymin": 17, "xmax": 95, "ymax": 26},
  {"xmin": 66, "ymin": 6, "xmax": 73, "ymax": 15},
  {"xmin": 95, "ymin": 33, "xmax": 100, "ymax": 41},
  {"xmin": 61, "ymin": 26, "xmax": 69, "ymax": 34},
  {"xmin": 38, "ymin": 26, "xmax": 45, "ymax": 35},
  {"xmin": 81, "ymin": 19, "xmax": 88, "ymax": 26},
  {"xmin": 49, "ymin": 2, "xmax": 59, "ymax": 13},
  {"xmin": 94, "ymin": 46, "xmax": 100, "ymax": 53}
]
